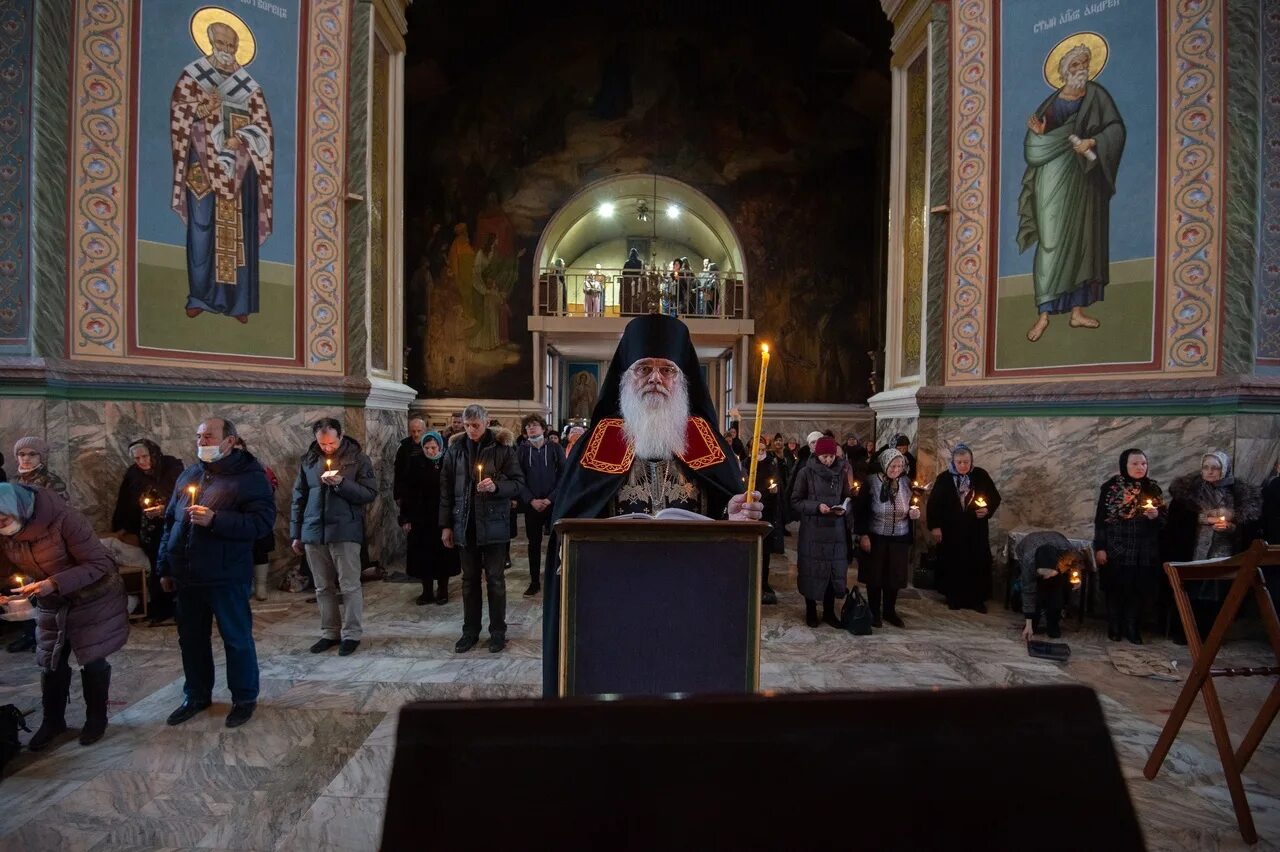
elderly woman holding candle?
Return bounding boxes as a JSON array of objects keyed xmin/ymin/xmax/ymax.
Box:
[
  {"xmin": 926, "ymin": 444, "xmax": 1001, "ymax": 613},
  {"xmin": 0, "ymin": 482, "xmax": 128, "ymax": 750},
  {"xmin": 1163, "ymin": 450, "xmax": 1262, "ymax": 643},
  {"xmin": 111, "ymin": 438, "xmax": 185, "ymax": 622},
  {"xmin": 854, "ymin": 447, "xmax": 921, "ymax": 628},
  {"xmin": 1093, "ymin": 448, "xmax": 1167, "ymax": 644}
]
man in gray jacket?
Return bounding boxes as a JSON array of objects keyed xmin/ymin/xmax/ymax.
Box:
[
  {"xmin": 290, "ymin": 418, "xmax": 378, "ymax": 656},
  {"xmin": 440, "ymin": 404, "xmax": 524, "ymax": 653}
]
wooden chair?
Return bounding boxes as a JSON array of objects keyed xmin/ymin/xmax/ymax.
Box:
[{"xmin": 1144, "ymin": 540, "xmax": 1280, "ymax": 845}]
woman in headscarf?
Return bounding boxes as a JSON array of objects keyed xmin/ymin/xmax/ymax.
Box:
[
  {"xmin": 1163, "ymin": 451, "xmax": 1262, "ymax": 642},
  {"xmin": 791, "ymin": 437, "xmax": 854, "ymax": 627},
  {"xmin": 398, "ymin": 431, "xmax": 460, "ymax": 605},
  {"xmin": 0, "ymin": 482, "xmax": 128, "ymax": 749},
  {"xmin": 927, "ymin": 444, "xmax": 1001, "ymax": 612},
  {"xmin": 111, "ymin": 438, "xmax": 185, "ymax": 621},
  {"xmin": 1093, "ymin": 448, "xmax": 1166, "ymax": 643},
  {"xmin": 854, "ymin": 447, "xmax": 921, "ymax": 628}
]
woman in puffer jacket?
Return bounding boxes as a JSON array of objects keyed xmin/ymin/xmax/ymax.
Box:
[{"xmin": 0, "ymin": 483, "xmax": 129, "ymax": 750}]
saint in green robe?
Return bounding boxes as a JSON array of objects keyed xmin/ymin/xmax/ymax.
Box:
[{"xmin": 1016, "ymin": 81, "xmax": 1126, "ymax": 313}]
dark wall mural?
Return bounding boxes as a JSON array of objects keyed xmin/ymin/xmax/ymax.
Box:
[{"xmin": 403, "ymin": 1, "xmax": 891, "ymax": 402}]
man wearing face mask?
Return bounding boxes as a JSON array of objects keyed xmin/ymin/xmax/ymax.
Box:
[{"xmin": 156, "ymin": 417, "xmax": 275, "ymax": 729}]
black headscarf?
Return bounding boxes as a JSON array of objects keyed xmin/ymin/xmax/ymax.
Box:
[
  {"xmin": 553, "ymin": 314, "xmax": 743, "ymax": 522},
  {"xmin": 1103, "ymin": 447, "xmax": 1159, "ymax": 523}
]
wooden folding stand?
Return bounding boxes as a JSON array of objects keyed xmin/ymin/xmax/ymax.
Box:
[{"xmin": 1144, "ymin": 540, "xmax": 1280, "ymax": 845}]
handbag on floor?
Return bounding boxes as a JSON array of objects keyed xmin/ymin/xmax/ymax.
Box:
[{"xmin": 841, "ymin": 587, "xmax": 873, "ymax": 635}]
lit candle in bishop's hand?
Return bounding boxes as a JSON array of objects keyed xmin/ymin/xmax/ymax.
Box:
[{"xmin": 745, "ymin": 343, "xmax": 770, "ymax": 499}]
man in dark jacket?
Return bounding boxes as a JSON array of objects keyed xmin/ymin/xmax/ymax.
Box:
[
  {"xmin": 440, "ymin": 404, "xmax": 525, "ymax": 653},
  {"xmin": 516, "ymin": 413, "xmax": 563, "ymax": 597},
  {"xmin": 290, "ymin": 418, "xmax": 378, "ymax": 657},
  {"xmin": 393, "ymin": 417, "xmax": 427, "ymax": 508},
  {"xmin": 157, "ymin": 417, "xmax": 275, "ymax": 729}
]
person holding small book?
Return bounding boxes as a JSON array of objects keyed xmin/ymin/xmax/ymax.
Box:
[{"xmin": 791, "ymin": 437, "xmax": 854, "ymax": 628}]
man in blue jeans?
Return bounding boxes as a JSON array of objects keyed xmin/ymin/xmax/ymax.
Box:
[{"xmin": 157, "ymin": 416, "xmax": 276, "ymax": 729}]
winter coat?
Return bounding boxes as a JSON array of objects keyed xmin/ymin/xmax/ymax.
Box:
[
  {"xmin": 790, "ymin": 455, "xmax": 853, "ymax": 599},
  {"xmin": 1163, "ymin": 472, "xmax": 1262, "ymax": 602},
  {"xmin": 18, "ymin": 466, "xmax": 67, "ymax": 500},
  {"xmin": 156, "ymin": 449, "xmax": 277, "ymax": 587},
  {"xmin": 398, "ymin": 452, "xmax": 460, "ymax": 581},
  {"xmin": 756, "ymin": 454, "xmax": 786, "ymax": 555},
  {"xmin": 517, "ymin": 440, "xmax": 564, "ymax": 506},
  {"xmin": 393, "ymin": 436, "xmax": 419, "ymax": 503},
  {"xmin": 111, "ymin": 455, "xmax": 184, "ymax": 559},
  {"xmin": 290, "ymin": 436, "xmax": 378, "ymax": 545},
  {"xmin": 0, "ymin": 487, "xmax": 128, "ymax": 670},
  {"xmin": 439, "ymin": 428, "xmax": 524, "ymax": 547},
  {"xmin": 1163, "ymin": 473, "xmax": 1263, "ymax": 562},
  {"xmin": 1092, "ymin": 474, "xmax": 1167, "ymax": 597},
  {"xmin": 927, "ymin": 468, "xmax": 1001, "ymax": 594},
  {"xmin": 1265, "ymin": 477, "xmax": 1280, "ymax": 545}
]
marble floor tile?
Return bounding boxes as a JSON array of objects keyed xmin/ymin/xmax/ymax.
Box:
[
  {"xmin": 281, "ymin": 795, "xmax": 384, "ymax": 852},
  {"xmin": 0, "ymin": 531, "xmax": 1274, "ymax": 851}
]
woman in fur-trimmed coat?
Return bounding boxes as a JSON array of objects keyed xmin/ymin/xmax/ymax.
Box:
[{"xmin": 0, "ymin": 483, "xmax": 128, "ymax": 750}]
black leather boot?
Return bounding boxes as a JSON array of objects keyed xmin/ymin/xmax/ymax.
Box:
[
  {"xmin": 804, "ymin": 599, "xmax": 819, "ymax": 628},
  {"xmin": 28, "ymin": 663, "xmax": 72, "ymax": 751},
  {"xmin": 1124, "ymin": 600, "xmax": 1143, "ymax": 645},
  {"xmin": 1106, "ymin": 598, "xmax": 1122, "ymax": 641},
  {"xmin": 79, "ymin": 665, "xmax": 111, "ymax": 745},
  {"xmin": 821, "ymin": 587, "xmax": 841, "ymax": 628}
]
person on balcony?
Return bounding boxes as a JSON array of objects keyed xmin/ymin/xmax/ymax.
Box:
[
  {"xmin": 621, "ymin": 248, "xmax": 642, "ymax": 314},
  {"xmin": 583, "ymin": 264, "xmax": 605, "ymax": 317}
]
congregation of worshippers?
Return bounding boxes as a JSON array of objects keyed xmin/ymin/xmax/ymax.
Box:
[{"xmin": 1, "ymin": 353, "xmax": 1279, "ymax": 747}]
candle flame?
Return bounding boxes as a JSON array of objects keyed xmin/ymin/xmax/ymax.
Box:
[
  {"xmin": 143, "ymin": 497, "xmax": 151, "ymax": 506},
  {"xmin": 761, "ymin": 343, "xmax": 769, "ymax": 354},
  {"xmin": 974, "ymin": 496, "xmax": 987, "ymax": 508}
]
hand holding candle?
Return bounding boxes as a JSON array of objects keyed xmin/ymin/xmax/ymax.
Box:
[
  {"xmin": 187, "ymin": 485, "xmax": 198, "ymax": 507},
  {"xmin": 744, "ymin": 343, "xmax": 770, "ymax": 499},
  {"xmin": 974, "ymin": 496, "xmax": 988, "ymax": 509}
]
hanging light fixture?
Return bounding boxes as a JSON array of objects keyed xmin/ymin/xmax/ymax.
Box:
[{"xmin": 635, "ymin": 199, "xmax": 649, "ymax": 222}]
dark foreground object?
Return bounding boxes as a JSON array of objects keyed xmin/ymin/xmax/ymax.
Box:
[{"xmin": 384, "ymin": 685, "xmax": 1144, "ymax": 851}]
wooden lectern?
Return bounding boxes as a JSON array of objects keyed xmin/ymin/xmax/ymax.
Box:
[{"xmin": 554, "ymin": 518, "xmax": 768, "ymax": 697}]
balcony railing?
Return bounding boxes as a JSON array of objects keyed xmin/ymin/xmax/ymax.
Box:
[{"xmin": 535, "ymin": 266, "xmax": 746, "ymax": 319}]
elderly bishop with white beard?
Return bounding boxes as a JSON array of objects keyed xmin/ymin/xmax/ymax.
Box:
[{"xmin": 543, "ymin": 314, "xmax": 763, "ymax": 695}]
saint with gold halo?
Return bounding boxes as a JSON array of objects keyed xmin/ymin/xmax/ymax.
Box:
[
  {"xmin": 1018, "ymin": 33, "xmax": 1125, "ymax": 343},
  {"xmin": 169, "ymin": 7, "xmax": 275, "ymax": 324}
]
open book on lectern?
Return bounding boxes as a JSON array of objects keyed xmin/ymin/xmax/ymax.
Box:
[{"xmin": 613, "ymin": 508, "xmax": 708, "ymax": 521}]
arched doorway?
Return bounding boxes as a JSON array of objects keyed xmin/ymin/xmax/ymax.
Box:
[{"xmin": 527, "ymin": 174, "xmax": 755, "ymax": 428}]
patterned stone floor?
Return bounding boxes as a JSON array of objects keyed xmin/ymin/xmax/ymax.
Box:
[{"xmin": 0, "ymin": 529, "xmax": 1277, "ymax": 851}]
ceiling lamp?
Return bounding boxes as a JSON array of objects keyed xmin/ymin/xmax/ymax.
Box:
[
  {"xmin": 598, "ymin": 202, "xmax": 615, "ymax": 217},
  {"xmin": 666, "ymin": 204, "xmax": 680, "ymax": 219},
  {"xmin": 635, "ymin": 199, "xmax": 650, "ymax": 222}
]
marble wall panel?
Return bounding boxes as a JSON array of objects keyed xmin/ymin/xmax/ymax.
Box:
[
  {"xmin": 0, "ymin": 399, "xmax": 408, "ymax": 571},
  {"xmin": 875, "ymin": 417, "xmax": 917, "ymax": 451},
  {"xmin": 755, "ymin": 416, "xmax": 876, "ymax": 445}
]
